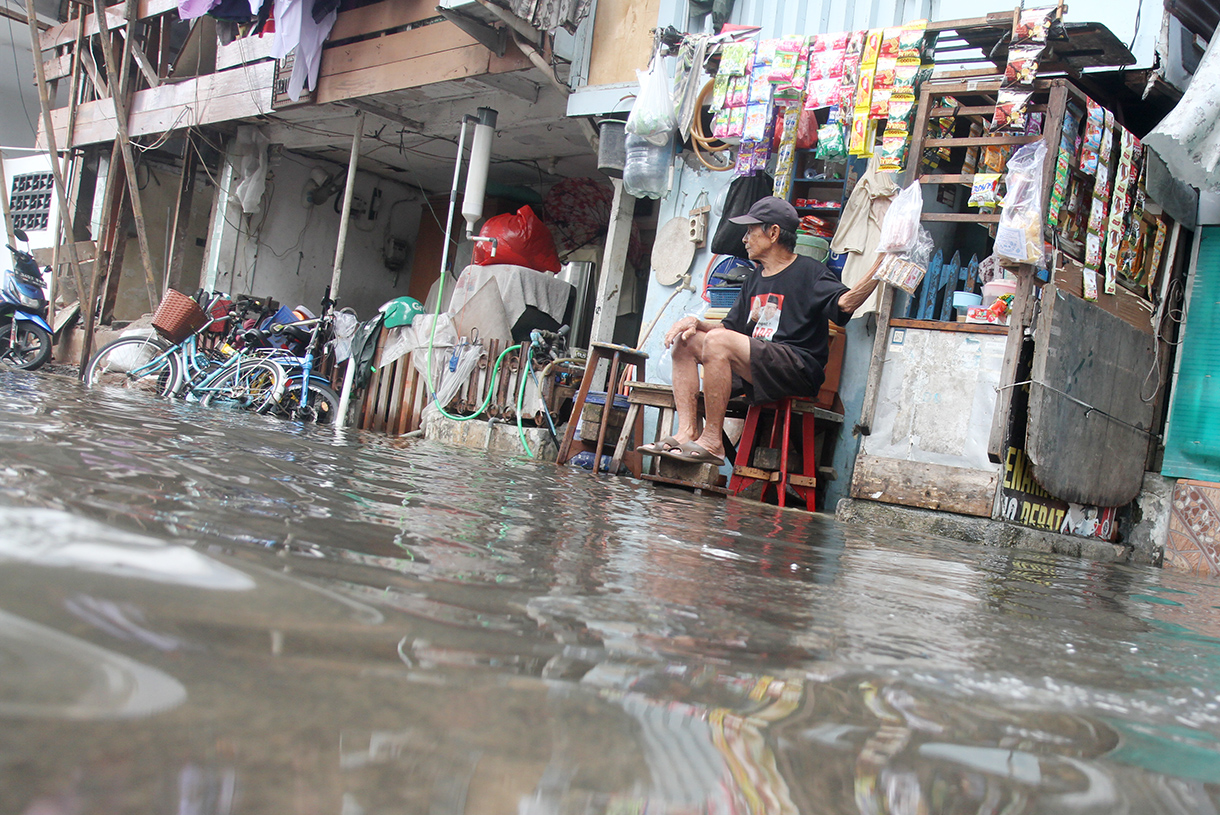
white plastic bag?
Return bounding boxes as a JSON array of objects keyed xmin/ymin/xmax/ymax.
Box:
[
  {"xmin": 876, "ymin": 180, "xmax": 924, "ymax": 254},
  {"xmin": 626, "ymin": 60, "xmax": 677, "ymax": 146},
  {"xmin": 874, "ymin": 227, "xmax": 935, "ymax": 293},
  {"xmin": 994, "ymin": 141, "xmax": 1047, "ymax": 265}
]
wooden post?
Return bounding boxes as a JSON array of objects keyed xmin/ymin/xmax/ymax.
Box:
[
  {"xmin": 48, "ymin": 3, "xmax": 88, "ymax": 329},
  {"xmin": 329, "ymin": 110, "xmax": 365, "ymax": 301},
  {"xmin": 90, "ymin": 0, "xmax": 159, "ymax": 312},
  {"xmin": 331, "ymin": 111, "xmax": 365, "ymax": 430},
  {"xmin": 589, "ymin": 177, "xmax": 635, "ymax": 347},
  {"xmin": 0, "ymin": 152, "xmax": 14, "ymax": 247},
  {"xmin": 164, "ymin": 133, "xmax": 198, "ymax": 292},
  {"xmin": 24, "ymin": 0, "xmax": 90, "ymax": 371}
]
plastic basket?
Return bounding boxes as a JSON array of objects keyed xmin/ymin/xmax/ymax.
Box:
[
  {"xmin": 151, "ymin": 289, "xmax": 209, "ymax": 343},
  {"xmin": 708, "ymin": 286, "xmax": 741, "ymax": 308}
]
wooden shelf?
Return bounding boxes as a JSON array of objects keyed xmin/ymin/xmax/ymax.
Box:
[{"xmin": 796, "ymin": 206, "xmax": 843, "ymax": 213}]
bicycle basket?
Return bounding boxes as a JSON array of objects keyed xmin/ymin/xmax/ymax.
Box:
[{"xmin": 152, "ymin": 289, "xmax": 209, "ymax": 343}]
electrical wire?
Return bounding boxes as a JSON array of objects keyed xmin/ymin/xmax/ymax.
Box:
[{"xmin": 6, "ymin": 14, "xmax": 37, "ymax": 140}]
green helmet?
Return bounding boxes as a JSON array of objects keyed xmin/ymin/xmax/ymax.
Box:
[{"xmin": 381, "ymin": 296, "xmax": 425, "ymax": 328}]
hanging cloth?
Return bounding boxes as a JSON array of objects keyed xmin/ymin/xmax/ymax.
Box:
[
  {"xmin": 178, "ymin": 0, "xmax": 220, "ymax": 21},
  {"xmin": 271, "ymin": 0, "xmax": 337, "ymax": 101},
  {"xmin": 830, "ymin": 155, "xmax": 900, "ymax": 316}
]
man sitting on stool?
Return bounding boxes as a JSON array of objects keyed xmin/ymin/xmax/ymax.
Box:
[{"xmin": 640, "ymin": 196, "xmax": 881, "ymax": 465}]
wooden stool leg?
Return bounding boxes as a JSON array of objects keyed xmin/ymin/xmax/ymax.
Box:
[
  {"xmin": 799, "ymin": 411, "xmax": 818, "ymax": 511},
  {"xmin": 609, "ymin": 401, "xmax": 641, "ymax": 475},
  {"xmin": 557, "ymin": 354, "xmax": 598, "ymax": 465},
  {"xmin": 776, "ymin": 399, "xmax": 793, "ymax": 508}
]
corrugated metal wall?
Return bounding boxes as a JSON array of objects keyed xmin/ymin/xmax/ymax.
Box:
[{"xmin": 726, "ymin": 0, "xmax": 933, "ymax": 38}]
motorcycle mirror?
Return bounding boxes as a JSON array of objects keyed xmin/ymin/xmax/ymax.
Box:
[{"xmin": 12, "ymin": 228, "xmax": 28, "ymax": 243}]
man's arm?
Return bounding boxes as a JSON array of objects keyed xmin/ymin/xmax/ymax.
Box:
[{"xmin": 837, "ymin": 256, "xmax": 885, "ymax": 315}]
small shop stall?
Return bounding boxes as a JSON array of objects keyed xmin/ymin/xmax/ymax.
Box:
[{"xmin": 638, "ymin": 7, "xmax": 1191, "ymax": 530}]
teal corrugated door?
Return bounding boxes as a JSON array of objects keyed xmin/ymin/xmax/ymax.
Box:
[{"xmin": 1164, "ymin": 226, "xmax": 1220, "ymax": 481}]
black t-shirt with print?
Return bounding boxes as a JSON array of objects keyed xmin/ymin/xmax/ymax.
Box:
[{"xmin": 721, "ymin": 254, "xmax": 850, "ymax": 385}]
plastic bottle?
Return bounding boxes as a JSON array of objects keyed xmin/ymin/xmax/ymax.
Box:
[{"xmin": 623, "ymin": 131, "xmax": 673, "ymax": 199}]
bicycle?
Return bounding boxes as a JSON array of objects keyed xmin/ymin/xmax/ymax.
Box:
[
  {"xmin": 85, "ymin": 295, "xmax": 287, "ymax": 412},
  {"xmin": 244, "ymin": 290, "xmax": 341, "ymax": 424}
]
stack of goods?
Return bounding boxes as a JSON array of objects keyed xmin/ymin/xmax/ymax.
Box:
[
  {"xmin": 1103, "ymin": 130, "xmax": 1142, "ymax": 294},
  {"xmin": 708, "ymin": 23, "xmax": 931, "ymax": 179},
  {"xmin": 799, "ymin": 213, "xmax": 835, "ymax": 239},
  {"xmin": 1083, "ymin": 103, "xmax": 1115, "ymax": 298}
]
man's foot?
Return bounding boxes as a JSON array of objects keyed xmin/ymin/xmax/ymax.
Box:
[{"xmin": 662, "ymin": 440, "xmax": 725, "ymax": 465}]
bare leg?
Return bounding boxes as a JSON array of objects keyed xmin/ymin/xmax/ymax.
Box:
[
  {"xmin": 690, "ymin": 328, "xmax": 751, "ymax": 458},
  {"xmin": 669, "ymin": 328, "xmax": 704, "ymax": 445}
]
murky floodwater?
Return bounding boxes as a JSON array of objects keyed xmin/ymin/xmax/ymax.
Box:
[{"xmin": 1, "ymin": 371, "xmax": 1219, "ymax": 814}]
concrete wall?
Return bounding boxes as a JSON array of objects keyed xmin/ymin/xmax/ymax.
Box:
[
  {"xmin": 213, "ymin": 149, "xmax": 423, "ymax": 321},
  {"xmin": 0, "ymin": 17, "xmax": 42, "ymax": 150}
]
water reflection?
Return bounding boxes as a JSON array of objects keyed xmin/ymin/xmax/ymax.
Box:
[{"xmin": 0, "ymin": 372, "xmax": 1219, "ymax": 813}]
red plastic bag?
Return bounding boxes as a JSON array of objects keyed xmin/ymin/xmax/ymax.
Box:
[
  {"xmin": 796, "ymin": 109, "xmax": 819, "ymax": 150},
  {"xmin": 471, "ymin": 205, "xmax": 561, "ymax": 273}
]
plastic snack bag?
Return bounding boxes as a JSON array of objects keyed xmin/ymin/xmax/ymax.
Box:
[
  {"xmin": 994, "ymin": 141, "xmax": 1047, "ymax": 265},
  {"xmin": 876, "ymin": 180, "xmax": 924, "ymax": 254},
  {"xmin": 874, "ymin": 226, "xmax": 935, "ymax": 292},
  {"xmin": 969, "ymin": 173, "xmax": 1002, "ymax": 207}
]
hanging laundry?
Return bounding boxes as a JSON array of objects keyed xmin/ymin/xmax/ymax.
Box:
[
  {"xmin": 271, "ymin": 0, "xmax": 337, "ymax": 101},
  {"xmin": 178, "ymin": 0, "xmax": 220, "ymax": 21}
]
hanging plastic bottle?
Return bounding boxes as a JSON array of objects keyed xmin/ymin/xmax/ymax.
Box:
[{"xmin": 623, "ymin": 131, "xmax": 673, "ymax": 199}]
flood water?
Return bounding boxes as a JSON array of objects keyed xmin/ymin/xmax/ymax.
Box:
[{"xmin": 2, "ymin": 371, "xmax": 1219, "ymax": 814}]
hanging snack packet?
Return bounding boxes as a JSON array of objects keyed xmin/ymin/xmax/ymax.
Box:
[
  {"xmin": 878, "ymin": 131, "xmax": 907, "ymax": 172},
  {"xmin": 711, "ymin": 72, "xmax": 730, "ymax": 110},
  {"xmin": 769, "ymin": 38, "xmax": 802, "ymax": 83},
  {"xmin": 1004, "ymin": 42, "xmax": 1043, "ymax": 87},
  {"xmin": 1078, "ymin": 99, "xmax": 1104, "ymax": 172},
  {"xmin": 735, "ymin": 140, "xmax": 757, "ymax": 175},
  {"xmin": 870, "ymin": 88, "xmax": 892, "ymax": 120},
  {"xmin": 743, "ymin": 102, "xmax": 771, "ymax": 141},
  {"xmin": 969, "ymin": 173, "xmax": 1002, "ymax": 207},
  {"xmin": 719, "ymin": 42, "xmax": 754, "ymax": 75},
  {"xmin": 886, "ymin": 95, "xmax": 916, "ymax": 133},
  {"xmin": 861, "ymin": 29, "xmax": 884, "ymax": 64},
  {"xmin": 992, "ymin": 88, "xmax": 1030, "ymax": 131},
  {"xmin": 1014, "ymin": 6, "xmax": 1055, "ymax": 42},
  {"xmin": 898, "ymin": 21, "xmax": 928, "ymax": 60},
  {"xmin": 894, "ymin": 61, "xmax": 920, "ymax": 93},
  {"xmin": 1082, "ymin": 267, "xmax": 1099, "ymax": 301},
  {"xmin": 815, "ymin": 119, "xmax": 847, "ymax": 159},
  {"xmin": 874, "ymin": 56, "xmax": 897, "ymax": 89}
]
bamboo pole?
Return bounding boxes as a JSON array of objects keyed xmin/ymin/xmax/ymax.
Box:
[
  {"xmin": 90, "ymin": 0, "xmax": 159, "ymax": 312},
  {"xmin": 332, "ymin": 111, "xmax": 365, "ymax": 430},
  {"xmin": 0, "ymin": 153, "xmax": 15, "ymax": 246},
  {"xmin": 24, "ymin": 0, "xmax": 90, "ymax": 372},
  {"xmin": 48, "ymin": 2, "xmax": 88, "ymax": 327},
  {"xmin": 329, "ymin": 110, "xmax": 365, "ymax": 301}
]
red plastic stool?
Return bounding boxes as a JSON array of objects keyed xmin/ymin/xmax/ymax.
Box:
[{"xmin": 728, "ymin": 397, "xmax": 820, "ymax": 511}]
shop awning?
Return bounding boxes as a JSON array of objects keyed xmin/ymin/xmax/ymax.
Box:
[{"xmin": 1144, "ymin": 33, "xmax": 1220, "ymax": 190}]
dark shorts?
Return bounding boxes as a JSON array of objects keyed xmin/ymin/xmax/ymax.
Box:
[{"xmin": 732, "ymin": 338, "xmax": 824, "ymax": 406}]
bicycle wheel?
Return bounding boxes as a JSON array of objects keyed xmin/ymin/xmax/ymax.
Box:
[
  {"xmin": 276, "ymin": 378, "xmax": 341, "ymax": 424},
  {"xmin": 85, "ymin": 335, "xmax": 182, "ymax": 396},
  {"xmin": 0, "ymin": 321, "xmax": 53, "ymax": 370},
  {"xmin": 199, "ymin": 358, "xmax": 286, "ymax": 412}
]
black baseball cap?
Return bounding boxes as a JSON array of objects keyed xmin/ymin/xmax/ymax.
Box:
[{"xmin": 728, "ymin": 196, "xmax": 799, "ymax": 233}]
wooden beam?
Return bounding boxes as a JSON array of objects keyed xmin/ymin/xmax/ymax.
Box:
[
  {"xmin": 91, "ymin": 0, "xmax": 158, "ymax": 311},
  {"xmin": 40, "ymin": 61, "xmax": 276, "ymax": 147},
  {"xmin": 328, "ymin": 0, "xmax": 441, "ymax": 42},
  {"xmin": 40, "ymin": 0, "xmax": 177, "ymax": 50},
  {"xmin": 316, "ymin": 41, "xmax": 530, "ymax": 104},
  {"xmin": 129, "ymin": 40, "xmax": 161, "ymax": 87},
  {"xmin": 81, "ymin": 47, "xmax": 109, "ymax": 97},
  {"xmin": 850, "ymin": 454, "xmax": 999, "ymax": 518},
  {"xmin": 25, "ymin": 0, "xmax": 91, "ymax": 374},
  {"xmin": 986, "ymin": 267, "xmax": 1037, "ymax": 462}
]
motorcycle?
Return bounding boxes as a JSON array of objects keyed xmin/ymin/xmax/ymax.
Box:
[{"xmin": 1, "ymin": 228, "xmax": 53, "ymax": 370}]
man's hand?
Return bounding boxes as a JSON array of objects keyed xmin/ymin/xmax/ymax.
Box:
[{"xmin": 664, "ymin": 315, "xmax": 703, "ymax": 349}]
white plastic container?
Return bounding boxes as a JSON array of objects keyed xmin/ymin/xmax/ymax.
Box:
[
  {"xmin": 981, "ymin": 277, "xmax": 1018, "ymax": 308},
  {"xmin": 623, "ymin": 132, "xmax": 672, "ymax": 199}
]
